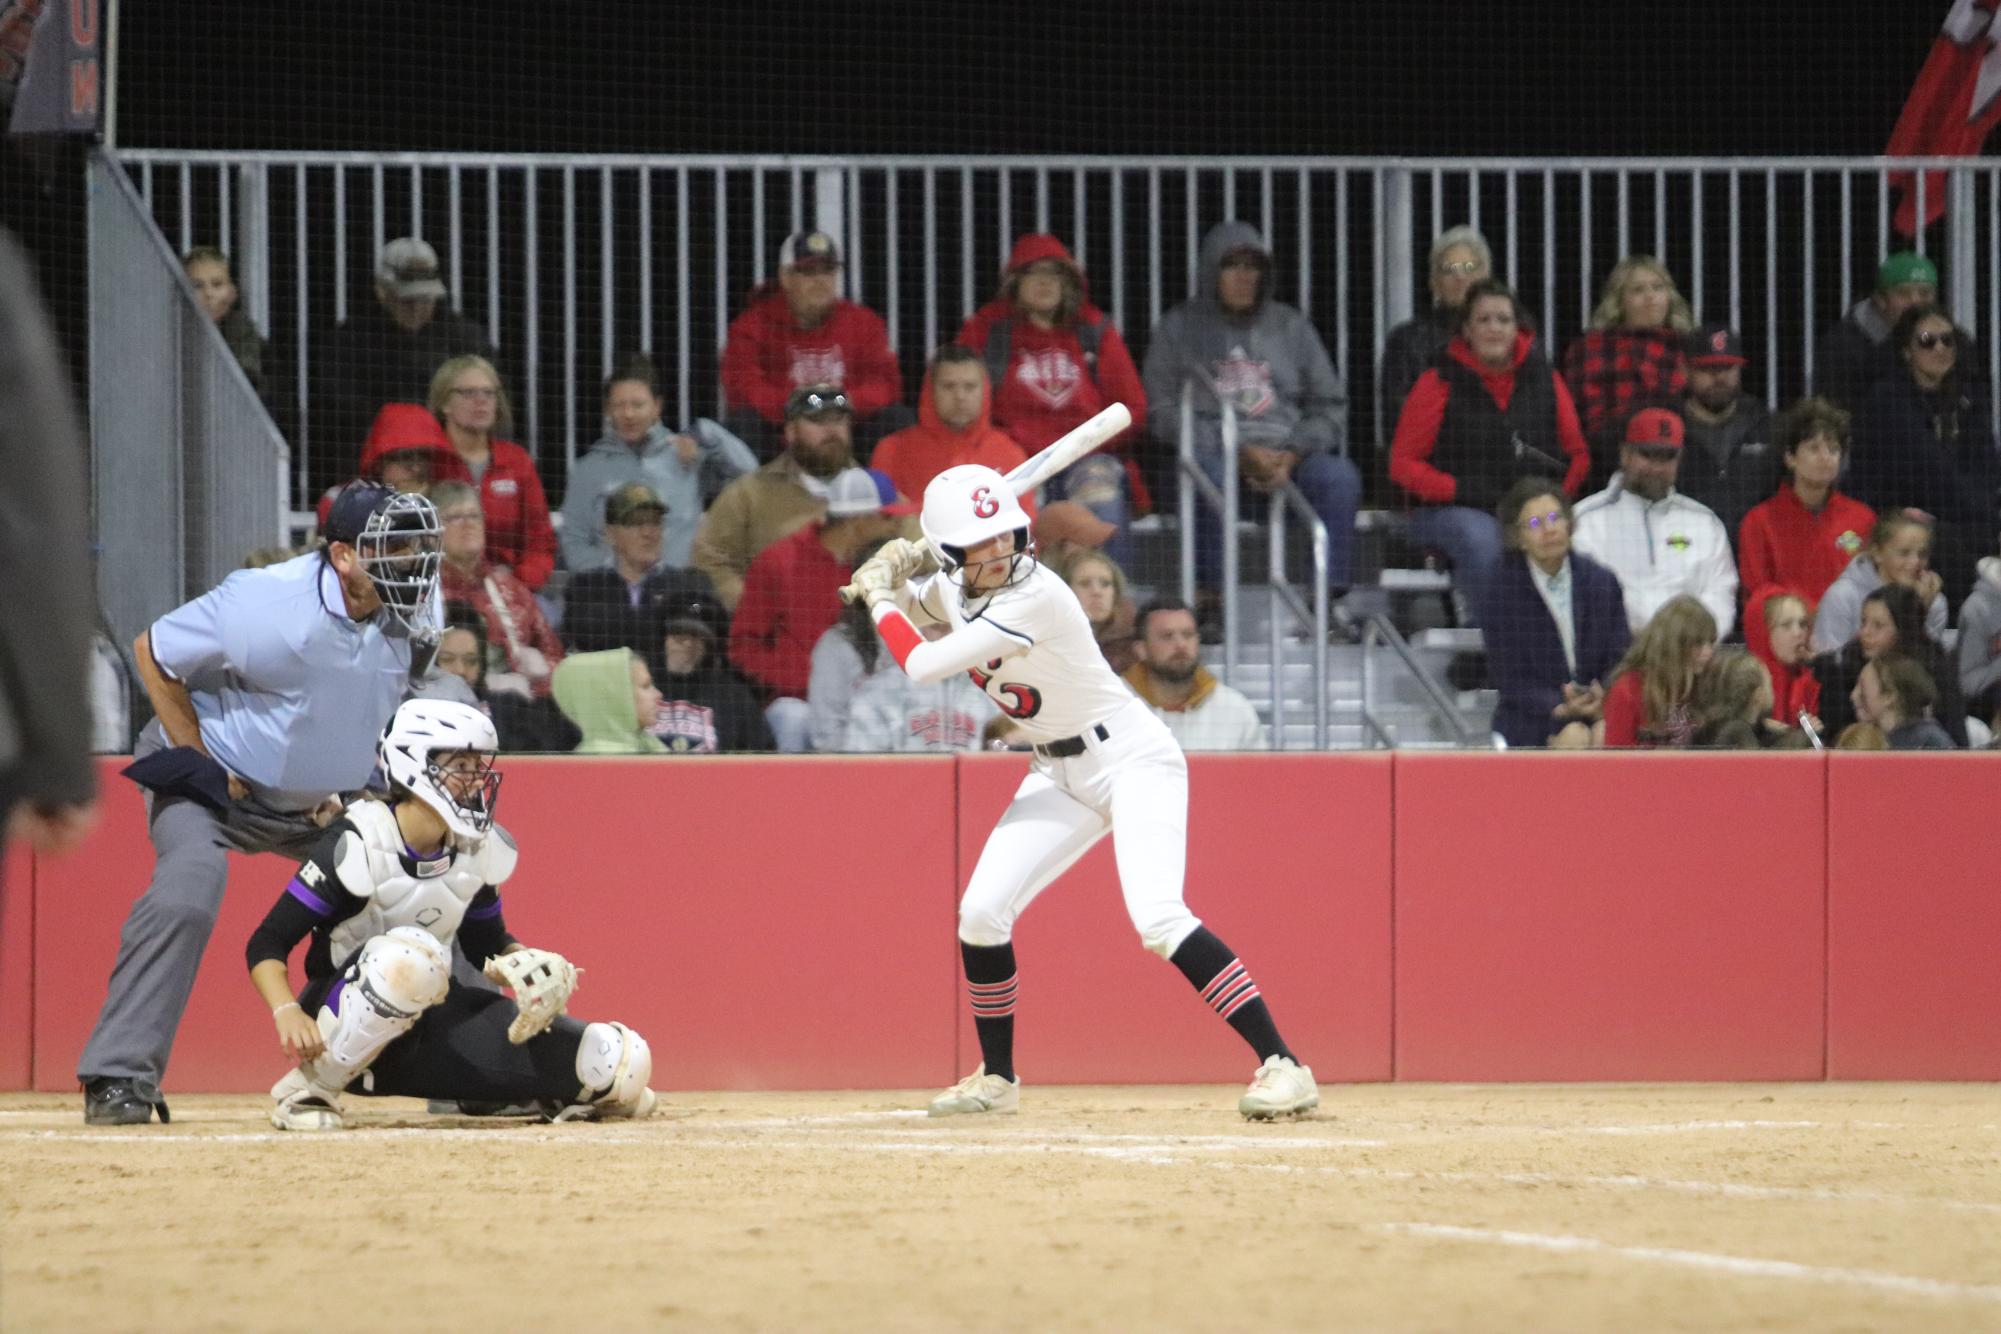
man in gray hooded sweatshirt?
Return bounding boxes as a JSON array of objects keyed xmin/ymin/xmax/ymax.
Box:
[{"xmin": 1142, "ymin": 221, "xmax": 1362, "ymax": 636}]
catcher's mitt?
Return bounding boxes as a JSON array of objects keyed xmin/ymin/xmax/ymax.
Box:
[{"xmin": 483, "ymin": 947, "xmax": 580, "ymax": 1044}]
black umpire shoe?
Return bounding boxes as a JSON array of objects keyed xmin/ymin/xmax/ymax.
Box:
[{"xmin": 82, "ymin": 1077, "xmax": 169, "ymax": 1125}]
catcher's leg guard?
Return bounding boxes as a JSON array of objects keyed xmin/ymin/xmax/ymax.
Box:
[
  {"xmin": 300, "ymin": 927, "xmax": 451, "ymax": 1098},
  {"xmin": 567, "ymin": 1021, "xmax": 655, "ymax": 1120}
]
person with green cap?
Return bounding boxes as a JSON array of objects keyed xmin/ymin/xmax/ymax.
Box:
[
  {"xmin": 550, "ymin": 648, "xmax": 669, "ymax": 754},
  {"xmin": 1814, "ymin": 251, "xmax": 1940, "ymax": 411}
]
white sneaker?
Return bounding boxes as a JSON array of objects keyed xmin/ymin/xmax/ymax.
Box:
[
  {"xmin": 1239, "ymin": 1055, "xmax": 1319, "ymax": 1120},
  {"xmin": 270, "ymin": 1068, "xmax": 344, "ymax": 1131},
  {"xmin": 927, "ymin": 1065, "xmax": 1020, "ymax": 1117}
]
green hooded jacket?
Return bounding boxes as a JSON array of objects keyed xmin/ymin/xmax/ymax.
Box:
[{"xmin": 551, "ymin": 648, "xmax": 668, "ymax": 754}]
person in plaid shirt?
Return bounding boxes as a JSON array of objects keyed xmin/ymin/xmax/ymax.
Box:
[{"xmin": 1560, "ymin": 255, "xmax": 1694, "ymax": 482}]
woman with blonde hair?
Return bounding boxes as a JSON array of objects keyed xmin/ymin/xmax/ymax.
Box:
[
  {"xmin": 1561, "ymin": 255, "xmax": 1694, "ymax": 476},
  {"xmin": 429, "ymin": 354, "xmax": 557, "ymax": 591},
  {"xmin": 1061, "ymin": 548, "xmax": 1140, "ymax": 675},
  {"xmin": 1601, "ymin": 594, "xmax": 1718, "ymax": 747}
]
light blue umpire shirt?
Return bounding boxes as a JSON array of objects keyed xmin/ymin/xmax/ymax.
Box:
[{"xmin": 146, "ymin": 552, "xmax": 418, "ymax": 812}]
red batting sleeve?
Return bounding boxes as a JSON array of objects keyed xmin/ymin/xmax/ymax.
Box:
[
  {"xmin": 1386, "ymin": 371, "xmax": 1457, "ymax": 504},
  {"xmin": 870, "ymin": 604, "xmax": 924, "ymax": 670},
  {"xmin": 1552, "ymin": 374, "xmax": 1591, "ymax": 497}
]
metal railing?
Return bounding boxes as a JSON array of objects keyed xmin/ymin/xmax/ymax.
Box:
[
  {"xmin": 1359, "ymin": 614, "xmax": 1483, "ymax": 750},
  {"xmin": 1175, "ymin": 383, "xmax": 1329, "ymax": 749},
  {"xmin": 105, "ymin": 150, "xmax": 2001, "ymax": 510},
  {"xmin": 87, "ymin": 153, "xmax": 289, "ymax": 646}
]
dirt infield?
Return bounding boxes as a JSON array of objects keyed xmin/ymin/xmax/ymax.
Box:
[{"xmin": 2, "ymin": 1083, "xmax": 1997, "ymax": 1332}]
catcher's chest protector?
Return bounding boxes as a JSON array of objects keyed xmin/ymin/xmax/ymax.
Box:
[{"xmin": 326, "ymin": 801, "xmax": 512, "ymax": 960}]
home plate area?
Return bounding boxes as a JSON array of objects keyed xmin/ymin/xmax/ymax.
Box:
[{"xmin": 2, "ymin": 1083, "xmax": 1997, "ymax": 1332}]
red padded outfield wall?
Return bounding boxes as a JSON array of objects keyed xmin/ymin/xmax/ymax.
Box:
[{"xmin": 3, "ymin": 753, "xmax": 1996, "ymax": 1092}]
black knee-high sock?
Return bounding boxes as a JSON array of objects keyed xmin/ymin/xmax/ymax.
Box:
[
  {"xmin": 1169, "ymin": 926, "xmax": 1295, "ymax": 1064},
  {"xmin": 961, "ymin": 941, "xmax": 1018, "ymax": 1082}
]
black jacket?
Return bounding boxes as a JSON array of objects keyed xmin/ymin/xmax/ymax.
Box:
[
  {"xmin": 0, "ymin": 229, "xmax": 97, "ymax": 813},
  {"xmin": 1676, "ymin": 394, "xmax": 1777, "ymax": 544},
  {"xmin": 307, "ymin": 302, "xmax": 497, "ymax": 490},
  {"xmin": 1850, "ymin": 372, "xmax": 1999, "ymax": 526},
  {"xmin": 646, "ymin": 664, "xmax": 775, "ymax": 753},
  {"xmin": 562, "ymin": 567, "xmax": 722, "ymax": 657},
  {"xmin": 1811, "ymin": 639, "xmax": 1968, "ymax": 747}
]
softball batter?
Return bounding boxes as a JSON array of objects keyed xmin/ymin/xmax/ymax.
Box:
[{"xmin": 848, "ymin": 463, "xmax": 1318, "ymax": 1119}]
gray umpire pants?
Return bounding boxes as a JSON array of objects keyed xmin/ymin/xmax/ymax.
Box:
[{"xmin": 76, "ymin": 723, "xmax": 325, "ymax": 1091}]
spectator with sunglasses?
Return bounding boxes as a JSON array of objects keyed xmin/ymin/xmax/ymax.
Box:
[
  {"xmin": 1851, "ymin": 302, "xmax": 1999, "ymax": 607},
  {"xmin": 1572, "ymin": 407, "xmax": 1739, "ymax": 636},
  {"xmin": 692, "ymin": 382, "xmax": 860, "ymax": 609}
]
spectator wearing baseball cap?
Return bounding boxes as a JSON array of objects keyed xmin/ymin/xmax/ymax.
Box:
[
  {"xmin": 1813, "ymin": 250, "xmax": 1942, "ymax": 411},
  {"xmin": 1572, "ymin": 406, "xmax": 1740, "ymax": 635},
  {"xmin": 729, "ymin": 467, "xmax": 915, "ymax": 752},
  {"xmin": 692, "ymin": 381, "xmax": 862, "ymax": 610},
  {"xmin": 643, "ymin": 593, "xmax": 773, "ymax": 753},
  {"xmin": 868, "ymin": 343, "xmax": 1030, "ymax": 510},
  {"xmin": 719, "ymin": 229, "xmax": 913, "ymax": 460},
  {"xmin": 1675, "ymin": 323, "xmax": 1776, "ymax": 542},
  {"xmin": 309, "ymin": 236, "xmax": 498, "ymax": 503},
  {"xmin": 562, "ymin": 481, "xmax": 721, "ymax": 658}
]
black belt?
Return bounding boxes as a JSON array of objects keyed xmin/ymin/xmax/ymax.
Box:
[{"xmin": 1035, "ymin": 722, "xmax": 1109, "ymax": 759}]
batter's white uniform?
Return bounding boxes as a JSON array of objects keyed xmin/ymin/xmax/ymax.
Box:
[{"xmin": 890, "ymin": 561, "xmax": 1202, "ymax": 958}]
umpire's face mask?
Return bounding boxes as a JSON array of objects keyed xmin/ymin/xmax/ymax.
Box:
[{"xmin": 357, "ymin": 492, "xmax": 444, "ymax": 634}]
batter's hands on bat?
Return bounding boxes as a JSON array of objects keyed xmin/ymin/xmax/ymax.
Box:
[{"xmin": 874, "ymin": 538, "xmax": 940, "ymax": 583}]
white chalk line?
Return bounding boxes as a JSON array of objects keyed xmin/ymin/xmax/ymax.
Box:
[
  {"xmin": 1213, "ymin": 1162, "xmax": 2001, "ymax": 1216},
  {"xmin": 1377, "ymin": 1222, "xmax": 2001, "ymax": 1305}
]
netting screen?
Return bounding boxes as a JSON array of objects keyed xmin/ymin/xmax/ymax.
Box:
[{"xmin": 3, "ymin": 1, "xmax": 1992, "ymax": 753}]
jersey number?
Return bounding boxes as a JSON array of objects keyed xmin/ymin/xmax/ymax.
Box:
[
  {"xmin": 968, "ymin": 657, "xmax": 1043, "ymax": 719},
  {"xmin": 970, "ymin": 486, "xmax": 1000, "ymax": 519}
]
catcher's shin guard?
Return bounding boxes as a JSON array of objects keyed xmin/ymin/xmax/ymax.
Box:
[
  {"xmin": 569, "ymin": 1021, "xmax": 655, "ymax": 1119},
  {"xmin": 302, "ymin": 926, "xmax": 451, "ymax": 1095}
]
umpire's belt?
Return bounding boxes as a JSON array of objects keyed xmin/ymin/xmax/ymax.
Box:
[{"xmin": 1034, "ymin": 722, "xmax": 1109, "ymax": 759}]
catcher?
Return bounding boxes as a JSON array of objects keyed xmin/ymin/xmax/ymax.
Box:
[{"xmin": 244, "ymin": 699, "xmax": 655, "ymax": 1130}]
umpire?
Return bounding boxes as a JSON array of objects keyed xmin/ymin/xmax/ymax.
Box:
[{"xmin": 77, "ymin": 482, "xmax": 443, "ymax": 1124}]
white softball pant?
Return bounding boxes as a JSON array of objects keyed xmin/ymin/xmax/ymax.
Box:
[{"xmin": 958, "ymin": 697, "xmax": 1202, "ymax": 959}]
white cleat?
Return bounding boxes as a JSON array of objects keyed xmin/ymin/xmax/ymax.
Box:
[
  {"xmin": 1239, "ymin": 1055, "xmax": 1319, "ymax": 1120},
  {"xmin": 927, "ymin": 1065, "xmax": 1021, "ymax": 1117},
  {"xmin": 270, "ymin": 1069, "xmax": 345, "ymax": 1132}
]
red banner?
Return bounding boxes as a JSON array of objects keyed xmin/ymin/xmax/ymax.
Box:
[{"xmin": 1890, "ymin": 0, "xmax": 2001, "ymax": 234}]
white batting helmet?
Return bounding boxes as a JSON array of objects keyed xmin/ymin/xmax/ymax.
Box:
[
  {"xmin": 920, "ymin": 464, "xmax": 1033, "ymax": 585},
  {"xmin": 377, "ymin": 699, "xmax": 501, "ymax": 841}
]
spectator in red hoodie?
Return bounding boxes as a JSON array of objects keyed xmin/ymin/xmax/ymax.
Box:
[
  {"xmin": 427, "ymin": 354, "xmax": 556, "ymax": 591},
  {"xmin": 729, "ymin": 467, "xmax": 914, "ymax": 752},
  {"xmin": 719, "ymin": 230, "xmax": 911, "ymax": 460},
  {"xmin": 1389, "ymin": 279, "xmax": 1590, "ymax": 622},
  {"xmin": 313, "ymin": 401, "xmax": 457, "ymax": 530},
  {"xmin": 1744, "ymin": 586, "xmax": 1823, "ymax": 734},
  {"xmin": 869, "ymin": 344, "xmax": 1029, "ymax": 504},
  {"xmin": 956, "ymin": 234, "xmax": 1147, "ymax": 566},
  {"xmin": 1736, "ymin": 396, "xmax": 1875, "ymax": 612}
]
